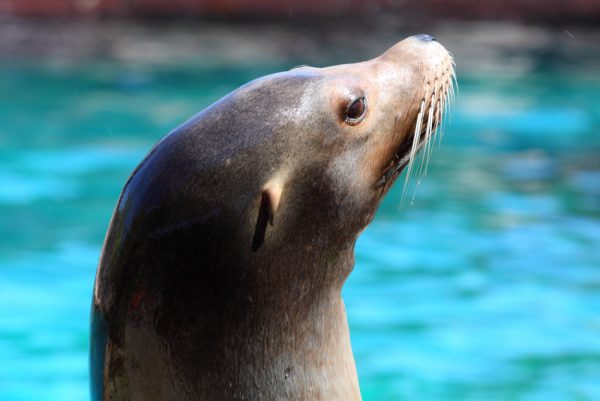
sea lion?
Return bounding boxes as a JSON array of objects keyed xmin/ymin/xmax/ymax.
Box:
[{"xmin": 91, "ymin": 34, "xmax": 455, "ymax": 401}]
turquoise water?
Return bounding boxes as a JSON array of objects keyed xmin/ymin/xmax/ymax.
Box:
[{"xmin": 1, "ymin": 25, "xmax": 599, "ymax": 401}]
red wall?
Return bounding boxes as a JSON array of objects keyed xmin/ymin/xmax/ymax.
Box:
[{"xmin": 1, "ymin": 0, "xmax": 598, "ymax": 21}]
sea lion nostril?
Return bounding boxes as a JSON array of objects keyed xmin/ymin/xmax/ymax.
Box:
[{"xmin": 414, "ymin": 34, "xmax": 436, "ymax": 42}]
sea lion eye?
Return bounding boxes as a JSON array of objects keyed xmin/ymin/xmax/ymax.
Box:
[{"xmin": 345, "ymin": 97, "xmax": 367, "ymax": 125}]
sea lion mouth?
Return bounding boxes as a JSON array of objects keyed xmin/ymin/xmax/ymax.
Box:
[{"xmin": 377, "ymin": 54, "xmax": 456, "ymax": 194}]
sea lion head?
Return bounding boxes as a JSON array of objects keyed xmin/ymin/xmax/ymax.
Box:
[
  {"xmin": 187, "ymin": 34, "xmax": 455, "ymax": 246},
  {"xmin": 106, "ymin": 34, "xmax": 456, "ymax": 292},
  {"xmin": 279, "ymin": 34, "xmax": 457, "ymax": 233}
]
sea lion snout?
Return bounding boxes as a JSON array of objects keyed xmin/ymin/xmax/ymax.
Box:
[
  {"xmin": 357, "ymin": 37, "xmax": 456, "ymax": 197},
  {"xmin": 413, "ymin": 33, "xmax": 436, "ymax": 42},
  {"xmin": 379, "ymin": 34, "xmax": 452, "ymax": 67}
]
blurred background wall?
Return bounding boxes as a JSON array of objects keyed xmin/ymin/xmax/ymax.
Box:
[
  {"xmin": 1, "ymin": 0, "xmax": 600, "ymax": 22},
  {"xmin": 0, "ymin": 1, "xmax": 599, "ymax": 401}
]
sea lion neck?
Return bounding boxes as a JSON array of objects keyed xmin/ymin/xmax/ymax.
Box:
[
  {"xmin": 99, "ymin": 215, "xmax": 362, "ymax": 399},
  {"xmin": 142, "ymin": 210, "xmax": 358, "ymax": 314}
]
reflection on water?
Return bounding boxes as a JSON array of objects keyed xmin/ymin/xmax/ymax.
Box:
[{"xmin": 0, "ymin": 21, "xmax": 599, "ymax": 401}]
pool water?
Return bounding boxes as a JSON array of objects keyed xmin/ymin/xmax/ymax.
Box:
[{"xmin": 0, "ymin": 21, "xmax": 599, "ymax": 401}]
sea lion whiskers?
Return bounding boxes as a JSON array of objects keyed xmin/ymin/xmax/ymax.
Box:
[
  {"xmin": 400, "ymin": 58, "xmax": 456, "ymax": 205},
  {"xmin": 376, "ymin": 53, "xmax": 455, "ymax": 193},
  {"xmin": 419, "ymin": 81, "xmax": 438, "ymax": 178},
  {"xmin": 400, "ymin": 99, "xmax": 425, "ymax": 204}
]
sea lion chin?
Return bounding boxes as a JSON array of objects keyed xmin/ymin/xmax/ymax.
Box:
[{"xmin": 91, "ymin": 34, "xmax": 455, "ymax": 401}]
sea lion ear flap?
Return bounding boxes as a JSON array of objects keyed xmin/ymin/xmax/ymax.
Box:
[
  {"xmin": 264, "ymin": 184, "xmax": 282, "ymax": 226},
  {"xmin": 251, "ymin": 183, "xmax": 282, "ymax": 251}
]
